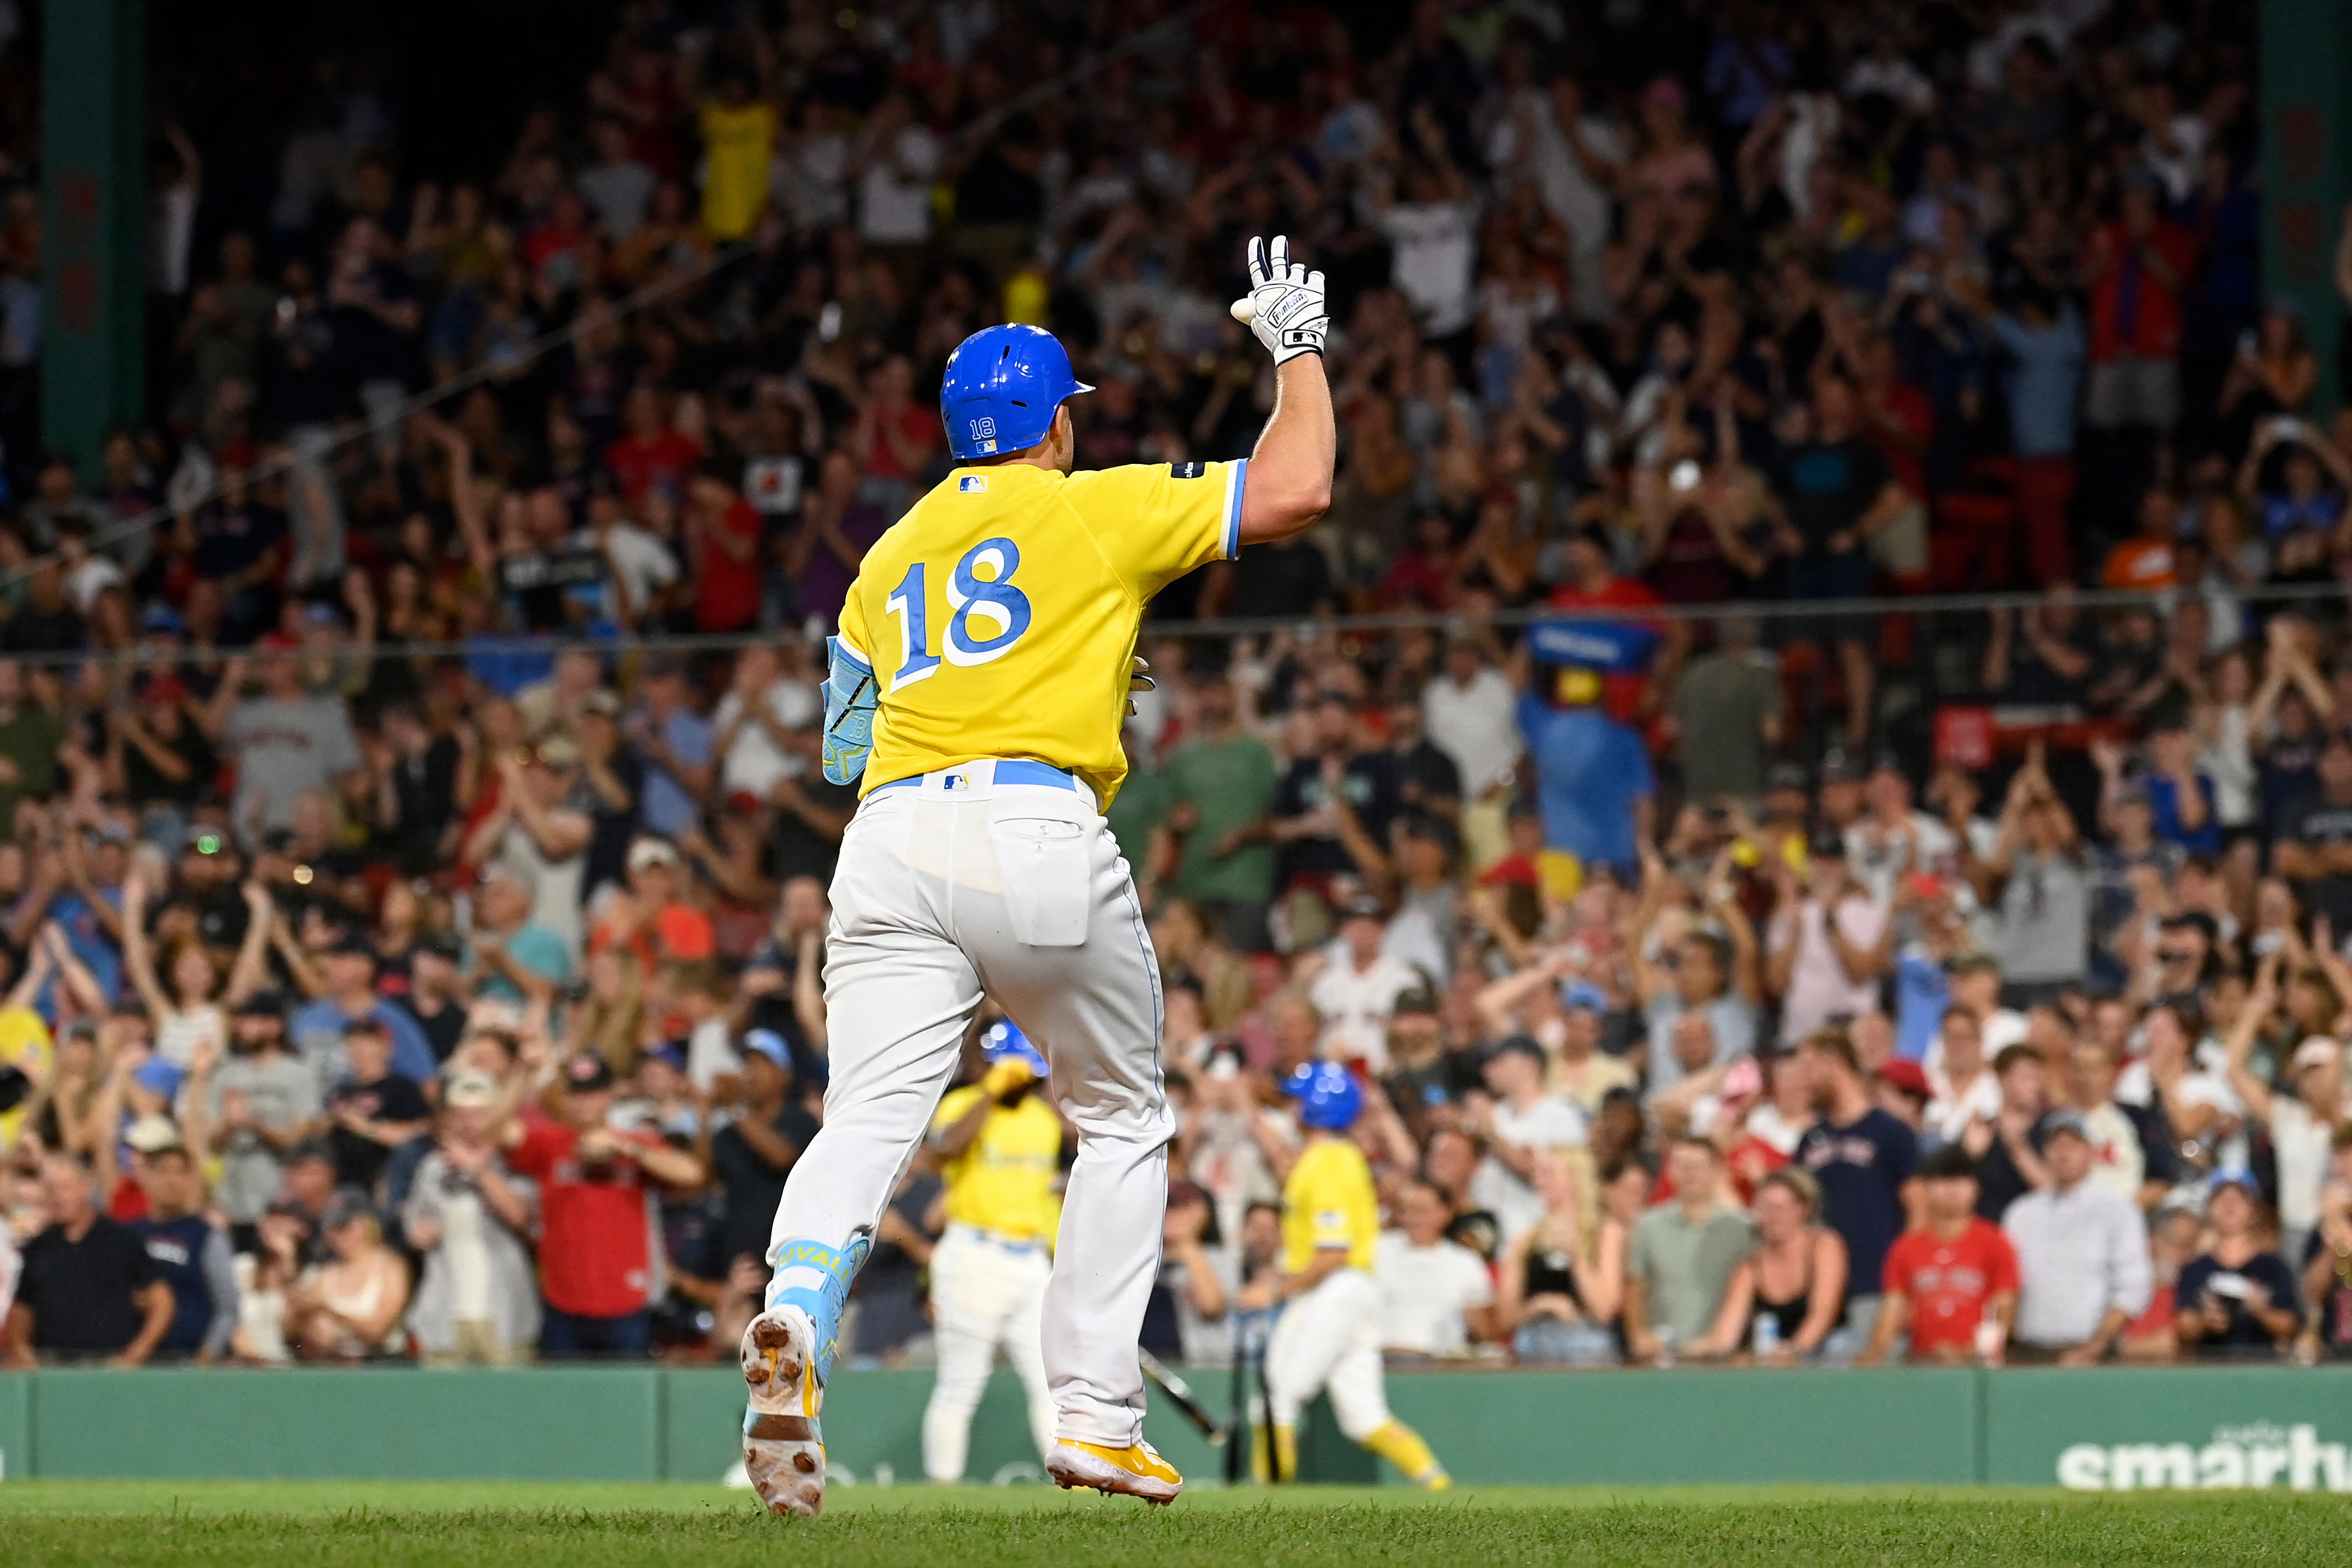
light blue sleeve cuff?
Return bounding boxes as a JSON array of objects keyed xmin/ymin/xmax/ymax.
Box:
[{"xmin": 1222, "ymin": 457, "xmax": 1249, "ymax": 561}]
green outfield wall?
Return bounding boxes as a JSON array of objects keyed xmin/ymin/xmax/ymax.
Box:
[{"xmin": 3, "ymin": 1365, "xmax": 2350, "ymax": 1491}]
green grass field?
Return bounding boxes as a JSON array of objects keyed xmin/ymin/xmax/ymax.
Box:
[{"xmin": 7, "ymin": 1480, "xmax": 2352, "ymax": 1567}]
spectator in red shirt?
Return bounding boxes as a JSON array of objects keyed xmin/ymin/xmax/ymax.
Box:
[
  {"xmin": 1379, "ymin": 512, "xmax": 1459, "ymax": 611},
  {"xmin": 2082, "ymin": 176, "xmax": 2198, "ymax": 433},
  {"xmin": 502, "ymin": 1053, "xmax": 704, "ymax": 1358},
  {"xmin": 1546, "ymin": 529, "xmax": 1685, "ymax": 723},
  {"xmin": 851, "ymin": 353, "xmax": 938, "ymax": 519},
  {"xmin": 590, "ymin": 835, "xmax": 717, "ymax": 971},
  {"xmin": 685, "ymin": 460, "xmax": 764, "ymax": 632},
  {"xmin": 605, "ymin": 384, "xmax": 705, "ymax": 504},
  {"xmin": 1859, "ymin": 1143, "xmax": 2020, "ymax": 1364}
]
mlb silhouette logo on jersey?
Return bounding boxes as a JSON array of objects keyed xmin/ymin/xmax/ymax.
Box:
[{"xmin": 960, "ymin": 475, "xmax": 988, "ymax": 493}]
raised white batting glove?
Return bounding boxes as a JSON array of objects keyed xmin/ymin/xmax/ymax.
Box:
[{"xmin": 1230, "ymin": 235, "xmax": 1327, "ymax": 364}]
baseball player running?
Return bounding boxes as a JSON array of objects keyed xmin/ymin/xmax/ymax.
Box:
[
  {"xmin": 921, "ymin": 1019, "xmax": 1061, "ymax": 1482},
  {"xmin": 741, "ymin": 235, "xmax": 1335, "ymax": 1517},
  {"xmin": 1249, "ymin": 1062, "xmax": 1450, "ymax": 1489}
]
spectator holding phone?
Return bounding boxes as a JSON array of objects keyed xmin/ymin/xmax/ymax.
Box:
[{"xmin": 2174, "ymin": 1169, "xmax": 2301, "ymax": 1358}]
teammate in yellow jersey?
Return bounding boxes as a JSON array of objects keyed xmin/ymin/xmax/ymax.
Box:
[
  {"xmin": 921, "ymin": 1020, "xmax": 1063, "ymax": 1483},
  {"xmin": 1243, "ymin": 1062, "xmax": 1450, "ymax": 1489},
  {"xmin": 740, "ymin": 236, "xmax": 1336, "ymax": 1517}
]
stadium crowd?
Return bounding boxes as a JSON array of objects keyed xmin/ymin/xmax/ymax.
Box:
[{"xmin": 5, "ymin": 0, "xmax": 2352, "ymax": 1376}]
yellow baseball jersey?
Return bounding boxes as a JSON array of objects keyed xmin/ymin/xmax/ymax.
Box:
[
  {"xmin": 1281, "ymin": 1134, "xmax": 1379, "ymax": 1275},
  {"xmin": 930, "ymin": 1084, "xmax": 1064, "ymax": 1244},
  {"xmin": 836, "ymin": 457, "xmax": 1247, "ymax": 808}
]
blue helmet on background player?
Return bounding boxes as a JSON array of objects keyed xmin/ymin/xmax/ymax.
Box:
[
  {"xmin": 1282, "ymin": 1061, "xmax": 1363, "ymax": 1132},
  {"xmin": 981, "ymin": 1018, "xmax": 1049, "ymax": 1080},
  {"xmin": 939, "ymin": 324, "xmax": 1094, "ymax": 461}
]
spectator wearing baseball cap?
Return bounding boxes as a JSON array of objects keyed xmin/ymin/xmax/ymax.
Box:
[
  {"xmin": 286, "ymin": 1188, "xmax": 413, "ymax": 1361},
  {"xmin": 113, "ymin": 672, "xmax": 218, "ymax": 854},
  {"xmin": 2174, "ymin": 1169, "xmax": 2302, "ymax": 1358},
  {"xmin": 1466, "ymin": 1035, "xmax": 1590, "ymax": 1243},
  {"xmin": 1379, "ymin": 985, "xmax": 1451, "ymax": 1126},
  {"xmin": 501, "ymin": 1051, "xmax": 705, "ymax": 1358},
  {"xmin": 710, "ymin": 1030, "xmax": 820, "ymax": 1275},
  {"xmin": 401, "ymin": 1072, "xmax": 541, "ymax": 1367},
  {"xmin": 203, "ymin": 989, "xmax": 323, "ymax": 1237},
  {"xmin": 2001, "ymin": 1109, "xmax": 2153, "ymax": 1363},
  {"xmin": 2221, "ymin": 1014, "xmax": 2345, "ymax": 1276},
  {"xmin": 398, "ymin": 934, "xmax": 470, "ymax": 1066},
  {"xmin": 1307, "ymin": 894, "xmax": 1422, "ymax": 1072},
  {"xmin": 569, "ymin": 689, "xmax": 644, "ymax": 904},
  {"xmin": 287, "ymin": 929, "xmax": 440, "ymax": 1093},
  {"xmin": 1874, "ymin": 1057, "xmax": 1933, "ymax": 1134},
  {"xmin": 1554, "ymin": 980, "xmax": 1637, "ymax": 1115},
  {"xmin": 591, "ymin": 836, "xmax": 715, "ymax": 973},
  {"xmin": 322, "ymin": 1015, "xmax": 434, "ymax": 1195}
]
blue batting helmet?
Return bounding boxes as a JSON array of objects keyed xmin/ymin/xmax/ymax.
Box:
[
  {"xmin": 939, "ymin": 324, "xmax": 1093, "ymax": 461},
  {"xmin": 981, "ymin": 1019, "xmax": 1049, "ymax": 1079},
  {"xmin": 1283, "ymin": 1061, "xmax": 1364, "ymax": 1132}
]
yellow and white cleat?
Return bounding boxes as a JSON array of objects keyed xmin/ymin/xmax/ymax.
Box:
[
  {"xmin": 740, "ymin": 1306, "xmax": 826, "ymax": 1518},
  {"xmin": 1045, "ymin": 1438, "xmax": 1184, "ymax": 1505}
]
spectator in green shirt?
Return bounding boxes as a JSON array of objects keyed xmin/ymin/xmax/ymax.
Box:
[
  {"xmin": 1105, "ymin": 732, "xmax": 1173, "ymax": 905},
  {"xmin": 1624, "ymin": 1137, "xmax": 1759, "ymax": 1360},
  {"xmin": 0, "ymin": 661, "xmax": 63, "ymax": 834},
  {"xmin": 1162, "ymin": 673, "xmax": 1279, "ymax": 953}
]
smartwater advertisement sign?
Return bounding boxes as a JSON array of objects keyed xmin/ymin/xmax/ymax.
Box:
[{"xmin": 1987, "ymin": 1369, "xmax": 2352, "ymax": 1491}]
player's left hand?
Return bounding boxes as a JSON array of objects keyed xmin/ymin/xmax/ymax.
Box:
[
  {"xmin": 1230, "ymin": 235, "xmax": 1326, "ymax": 364},
  {"xmin": 1126, "ymin": 655, "xmax": 1156, "ymax": 717}
]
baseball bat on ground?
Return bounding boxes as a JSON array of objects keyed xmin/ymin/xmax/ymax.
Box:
[{"xmin": 1139, "ymin": 1349, "xmax": 1225, "ymax": 1446}]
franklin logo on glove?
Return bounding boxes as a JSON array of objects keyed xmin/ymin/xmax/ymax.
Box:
[{"xmin": 1229, "ymin": 235, "xmax": 1327, "ymax": 365}]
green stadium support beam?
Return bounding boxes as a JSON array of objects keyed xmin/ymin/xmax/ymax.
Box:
[
  {"xmin": 2262, "ymin": 0, "xmax": 2351, "ymax": 408},
  {"xmin": 40, "ymin": 0, "xmax": 146, "ymax": 478}
]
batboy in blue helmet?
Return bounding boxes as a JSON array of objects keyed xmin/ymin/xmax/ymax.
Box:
[
  {"xmin": 981, "ymin": 1017, "xmax": 1050, "ymax": 1080},
  {"xmin": 1282, "ymin": 1060, "xmax": 1364, "ymax": 1132}
]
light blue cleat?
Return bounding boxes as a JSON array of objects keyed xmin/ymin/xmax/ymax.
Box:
[{"xmin": 742, "ymin": 1237, "xmax": 867, "ymax": 1518}]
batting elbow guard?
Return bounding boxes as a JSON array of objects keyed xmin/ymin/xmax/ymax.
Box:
[{"xmin": 821, "ymin": 635, "xmax": 877, "ymax": 785}]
